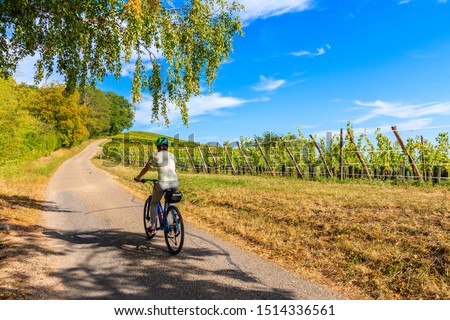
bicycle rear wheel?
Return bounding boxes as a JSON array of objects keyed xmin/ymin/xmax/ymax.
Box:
[
  {"xmin": 164, "ymin": 206, "xmax": 184, "ymax": 254},
  {"xmin": 143, "ymin": 196, "xmax": 156, "ymax": 240}
]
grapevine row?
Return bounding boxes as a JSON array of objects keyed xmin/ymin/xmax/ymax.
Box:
[{"xmin": 102, "ymin": 125, "xmax": 449, "ymax": 184}]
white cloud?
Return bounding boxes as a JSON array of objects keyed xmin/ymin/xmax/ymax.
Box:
[
  {"xmin": 121, "ymin": 47, "xmax": 163, "ymax": 78},
  {"xmin": 352, "ymin": 112, "xmax": 378, "ymax": 124},
  {"xmin": 354, "ymin": 118, "xmax": 434, "ymax": 135},
  {"xmin": 352, "ymin": 99, "xmax": 450, "ymax": 124},
  {"xmin": 121, "ymin": 63, "xmax": 136, "ymax": 78},
  {"xmin": 221, "ymin": 58, "xmax": 236, "ymax": 65},
  {"xmin": 393, "ymin": 118, "xmax": 435, "ymax": 131},
  {"xmin": 252, "ymin": 75, "xmax": 286, "ymax": 92},
  {"xmin": 315, "ymin": 118, "xmax": 435, "ymax": 139},
  {"xmin": 291, "ymin": 50, "xmax": 312, "ymax": 57},
  {"xmin": 134, "ymin": 92, "xmax": 267, "ymax": 125},
  {"xmin": 291, "ymin": 44, "xmax": 331, "ymax": 57},
  {"xmin": 13, "ymin": 46, "xmax": 162, "ymax": 82},
  {"xmin": 237, "ymin": 0, "xmax": 313, "ymax": 22},
  {"xmin": 399, "ymin": 0, "xmax": 447, "ymax": 4},
  {"xmin": 188, "ymin": 93, "xmax": 247, "ymax": 116},
  {"xmin": 13, "ymin": 55, "xmax": 65, "ymax": 85},
  {"xmin": 120, "ymin": 61, "xmax": 156, "ymax": 78}
]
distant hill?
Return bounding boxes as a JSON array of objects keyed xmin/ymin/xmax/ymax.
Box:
[{"xmin": 110, "ymin": 131, "xmax": 198, "ymax": 147}]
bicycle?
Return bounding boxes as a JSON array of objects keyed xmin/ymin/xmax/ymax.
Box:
[{"xmin": 139, "ymin": 179, "xmax": 184, "ymax": 255}]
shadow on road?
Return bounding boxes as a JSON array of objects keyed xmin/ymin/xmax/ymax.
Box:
[
  {"xmin": 0, "ymin": 193, "xmax": 76, "ymax": 213},
  {"xmin": 0, "ymin": 184, "xmax": 297, "ymax": 298},
  {"xmin": 39, "ymin": 228, "xmax": 295, "ymax": 300}
]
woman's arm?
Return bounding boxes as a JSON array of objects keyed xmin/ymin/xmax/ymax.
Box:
[{"xmin": 134, "ymin": 162, "xmax": 152, "ymax": 181}]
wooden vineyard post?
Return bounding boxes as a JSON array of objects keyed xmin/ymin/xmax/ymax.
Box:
[
  {"xmin": 184, "ymin": 146, "xmax": 196, "ymax": 171},
  {"xmin": 197, "ymin": 146, "xmax": 208, "ymax": 172},
  {"xmin": 236, "ymin": 141, "xmax": 254, "ymax": 174},
  {"xmin": 135, "ymin": 149, "xmax": 139, "ymax": 167},
  {"xmin": 391, "ymin": 126, "xmax": 423, "ymax": 181},
  {"xmin": 309, "ymin": 135, "xmax": 333, "ymax": 178},
  {"xmin": 207, "ymin": 145, "xmax": 219, "ymax": 173},
  {"xmin": 255, "ymin": 139, "xmax": 276, "ymax": 176},
  {"xmin": 282, "ymin": 139, "xmax": 303, "ymax": 178},
  {"xmin": 340, "ymin": 128, "xmax": 344, "ymax": 180},
  {"xmin": 434, "ymin": 166, "xmax": 442, "ymax": 185},
  {"xmin": 421, "ymin": 135, "xmax": 426, "ymax": 179},
  {"xmin": 224, "ymin": 145, "xmax": 237, "ymax": 175},
  {"xmin": 216, "ymin": 144, "xmax": 220, "ymax": 173},
  {"xmin": 346, "ymin": 130, "xmax": 372, "ymax": 180}
]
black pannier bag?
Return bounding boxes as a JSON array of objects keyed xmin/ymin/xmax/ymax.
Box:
[{"xmin": 165, "ymin": 191, "xmax": 183, "ymax": 203}]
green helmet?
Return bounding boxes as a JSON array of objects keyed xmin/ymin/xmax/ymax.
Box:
[{"xmin": 156, "ymin": 136, "xmax": 170, "ymax": 147}]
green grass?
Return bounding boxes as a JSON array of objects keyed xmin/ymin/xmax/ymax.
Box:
[
  {"xmin": 0, "ymin": 140, "xmax": 92, "ymax": 223},
  {"xmin": 94, "ymin": 159, "xmax": 450, "ymax": 300}
]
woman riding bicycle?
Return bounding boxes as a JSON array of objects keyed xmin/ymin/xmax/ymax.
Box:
[{"xmin": 135, "ymin": 137, "xmax": 178, "ymax": 235}]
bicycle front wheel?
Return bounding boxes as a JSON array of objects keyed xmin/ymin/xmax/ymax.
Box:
[
  {"xmin": 143, "ymin": 196, "xmax": 156, "ymax": 240},
  {"xmin": 164, "ymin": 206, "xmax": 184, "ymax": 255}
]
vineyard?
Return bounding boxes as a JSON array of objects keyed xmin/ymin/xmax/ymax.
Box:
[{"xmin": 102, "ymin": 125, "xmax": 450, "ymax": 185}]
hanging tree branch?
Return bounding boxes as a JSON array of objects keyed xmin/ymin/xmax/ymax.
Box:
[{"xmin": 0, "ymin": 0, "xmax": 244, "ymax": 126}]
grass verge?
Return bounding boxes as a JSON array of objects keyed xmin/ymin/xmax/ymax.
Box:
[
  {"xmin": 94, "ymin": 158, "xmax": 450, "ymax": 300},
  {"xmin": 0, "ymin": 140, "xmax": 93, "ymax": 299}
]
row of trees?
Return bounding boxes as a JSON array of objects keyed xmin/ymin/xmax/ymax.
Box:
[
  {"xmin": 0, "ymin": 78, "xmax": 134, "ymax": 165},
  {"xmin": 81, "ymin": 86, "xmax": 135, "ymax": 138}
]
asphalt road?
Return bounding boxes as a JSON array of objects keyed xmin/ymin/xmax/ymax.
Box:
[{"xmin": 42, "ymin": 140, "xmax": 344, "ymax": 300}]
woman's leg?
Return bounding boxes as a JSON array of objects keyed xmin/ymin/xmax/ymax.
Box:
[
  {"xmin": 150, "ymin": 183, "xmax": 165, "ymax": 229},
  {"xmin": 150, "ymin": 181, "xmax": 179, "ymax": 229}
]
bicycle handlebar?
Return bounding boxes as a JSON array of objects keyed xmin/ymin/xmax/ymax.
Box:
[{"xmin": 135, "ymin": 178, "xmax": 158, "ymax": 183}]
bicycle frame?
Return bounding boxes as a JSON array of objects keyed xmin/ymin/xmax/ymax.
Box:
[
  {"xmin": 157, "ymin": 201, "xmax": 168, "ymax": 230},
  {"xmin": 159, "ymin": 201, "xmax": 181, "ymax": 230},
  {"xmin": 139, "ymin": 178, "xmax": 184, "ymax": 254}
]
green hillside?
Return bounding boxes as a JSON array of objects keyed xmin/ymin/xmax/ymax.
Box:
[{"xmin": 110, "ymin": 131, "xmax": 199, "ymax": 146}]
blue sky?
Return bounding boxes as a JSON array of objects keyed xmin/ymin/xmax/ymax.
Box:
[{"xmin": 14, "ymin": 0, "xmax": 450, "ymax": 144}]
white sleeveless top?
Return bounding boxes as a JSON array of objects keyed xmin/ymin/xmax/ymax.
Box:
[{"xmin": 150, "ymin": 151, "xmax": 178, "ymax": 182}]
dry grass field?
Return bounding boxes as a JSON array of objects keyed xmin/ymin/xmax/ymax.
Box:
[{"xmin": 97, "ymin": 161, "xmax": 450, "ymax": 300}]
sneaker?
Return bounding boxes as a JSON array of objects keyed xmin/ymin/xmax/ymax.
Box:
[{"xmin": 146, "ymin": 227, "xmax": 157, "ymax": 235}]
